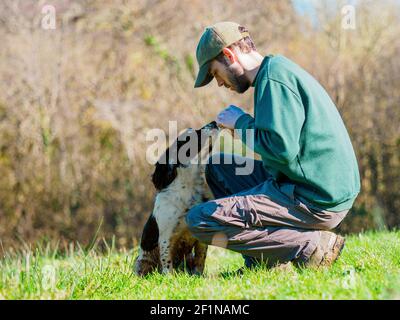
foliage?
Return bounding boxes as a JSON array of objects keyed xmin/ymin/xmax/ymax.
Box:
[{"xmin": 0, "ymin": 0, "xmax": 399, "ymax": 248}]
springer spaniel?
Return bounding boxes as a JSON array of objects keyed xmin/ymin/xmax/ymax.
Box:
[{"xmin": 134, "ymin": 121, "xmax": 219, "ymax": 275}]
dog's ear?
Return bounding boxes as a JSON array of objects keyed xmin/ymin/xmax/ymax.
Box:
[
  {"xmin": 140, "ymin": 214, "xmax": 159, "ymax": 251},
  {"xmin": 152, "ymin": 162, "xmax": 177, "ymax": 191}
]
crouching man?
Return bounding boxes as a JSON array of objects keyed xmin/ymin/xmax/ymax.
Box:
[{"xmin": 186, "ymin": 22, "xmax": 361, "ymax": 269}]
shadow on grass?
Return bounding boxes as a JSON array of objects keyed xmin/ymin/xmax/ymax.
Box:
[
  {"xmin": 218, "ymin": 261, "xmax": 306, "ymax": 279},
  {"xmin": 218, "ymin": 263, "xmax": 271, "ymax": 279}
]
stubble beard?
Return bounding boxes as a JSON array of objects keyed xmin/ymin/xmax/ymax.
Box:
[{"xmin": 227, "ymin": 68, "xmax": 250, "ymax": 93}]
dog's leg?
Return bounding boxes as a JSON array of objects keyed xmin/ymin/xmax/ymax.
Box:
[
  {"xmin": 158, "ymin": 226, "xmax": 176, "ymax": 274},
  {"xmin": 134, "ymin": 213, "xmax": 161, "ymax": 276},
  {"xmin": 134, "ymin": 247, "xmax": 161, "ymax": 276},
  {"xmin": 192, "ymin": 241, "xmax": 208, "ymax": 275}
]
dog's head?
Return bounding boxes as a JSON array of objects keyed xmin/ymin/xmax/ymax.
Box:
[{"xmin": 152, "ymin": 121, "xmax": 219, "ymax": 191}]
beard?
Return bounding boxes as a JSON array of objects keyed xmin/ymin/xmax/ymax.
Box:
[{"xmin": 226, "ymin": 66, "xmax": 250, "ymax": 93}]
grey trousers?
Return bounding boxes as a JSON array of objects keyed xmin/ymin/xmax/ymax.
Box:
[{"xmin": 185, "ymin": 154, "xmax": 348, "ymax": 267}]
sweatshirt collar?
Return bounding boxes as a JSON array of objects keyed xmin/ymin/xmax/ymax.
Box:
[{"xmin": 251, "ymin": 55, "xmax": 272, "ymax": 88}]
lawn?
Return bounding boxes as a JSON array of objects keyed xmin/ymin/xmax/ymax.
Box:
[{"xmin": 1, "ymin": 231, "xmax": 400, "ymax": 299}]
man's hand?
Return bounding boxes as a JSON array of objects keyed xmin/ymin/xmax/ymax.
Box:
[{"xmin": 216, "ymin": 105, "xmax": 246, "ymax": 130}]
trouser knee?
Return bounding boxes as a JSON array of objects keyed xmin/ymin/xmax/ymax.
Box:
[
  {"xmin": 185, "ymin": 201, "xmax": 220, "ymax": 241},
  {"xmin": 185, "ymin": 204, "xmax": 204, "ymax": 234},
  {"xmin": 314, "ymin": 211, "xmax": 348, "ymax": 231}
]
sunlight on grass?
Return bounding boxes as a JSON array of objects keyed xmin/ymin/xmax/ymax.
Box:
[{"xmin": 0, "ymin": 231, "xmax": 399, "ymax": 299}]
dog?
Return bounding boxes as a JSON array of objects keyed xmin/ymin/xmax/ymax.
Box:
[{"xmin": 134, "ymin": 121, "xmax": 219, "ymax": 276}]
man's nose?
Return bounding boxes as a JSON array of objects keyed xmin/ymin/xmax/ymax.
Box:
[{"xmin": 217, "ymin": 79, "xmax": 224, "ymax": 87}]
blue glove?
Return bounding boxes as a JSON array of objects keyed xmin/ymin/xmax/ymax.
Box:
[{"xmin": 216, "ymin": 105, "xmax": 246, "ymax": 130}]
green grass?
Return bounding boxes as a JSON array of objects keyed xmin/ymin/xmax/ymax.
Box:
[{"xmin": 1, "ymin": 231, "xmax": 400, "ymax": 299}]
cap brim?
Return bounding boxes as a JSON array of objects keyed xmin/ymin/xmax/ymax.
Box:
[{"xmin": 194, "ymin": 61, "xmax": 213, "ymax": 88}]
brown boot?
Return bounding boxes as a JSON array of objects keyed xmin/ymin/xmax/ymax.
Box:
[{"xmin": 304, "ymin": 231, "xmax": 346, "ymax": 267}]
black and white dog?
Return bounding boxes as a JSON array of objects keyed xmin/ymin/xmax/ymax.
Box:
[{"xmin": 134, "ymin": 121, "xmax": 219, "ymax": 275}]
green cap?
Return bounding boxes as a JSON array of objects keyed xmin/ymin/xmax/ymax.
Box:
[{"xmin": 194, "ymin": 21, "xmax": 249, "ymax": 88}]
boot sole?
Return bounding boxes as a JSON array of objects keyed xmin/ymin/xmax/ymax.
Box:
[
  {"xmin": 333, "ymin": 235, "xmax": 346, "ymax": 261},
  {"xmin": 323, "ymin": 235, "xmax": 346, "ymax": 266}
]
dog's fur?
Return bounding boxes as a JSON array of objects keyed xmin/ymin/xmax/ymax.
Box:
[{"xmin": 134, "ymin": 122, "xmax": 219, "ymax": 275}]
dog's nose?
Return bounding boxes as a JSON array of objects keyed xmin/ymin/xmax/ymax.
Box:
[{"xmin": 207, "ymin": 121, "xmax": 218, "ymax": 129}]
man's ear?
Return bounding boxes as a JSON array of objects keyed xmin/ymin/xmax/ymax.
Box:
[{"xmin": 222, "ymin": 47, "xmax": 237, "ymax": 64}]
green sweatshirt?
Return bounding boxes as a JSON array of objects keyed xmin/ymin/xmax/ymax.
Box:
[{"xmin": 235, "ymin": 55, "xmax": 360, "ymax": 212}]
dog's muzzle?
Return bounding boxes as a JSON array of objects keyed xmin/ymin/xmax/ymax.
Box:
[{"xmin": 202, "ymin": 121, "xmax": 218, "ymax": 130}]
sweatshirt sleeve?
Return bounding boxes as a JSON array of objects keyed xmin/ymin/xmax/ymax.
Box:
[{"xmin": 234, "ymin": 79, "xmax": 305, "ymax": 164}]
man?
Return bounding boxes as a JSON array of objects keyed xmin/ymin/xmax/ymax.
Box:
[{"xmin": 186, "ymin": 22, "xmax": 360, "ymax": 268}]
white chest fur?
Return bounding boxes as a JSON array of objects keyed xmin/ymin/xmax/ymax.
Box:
[{"xmin": 153, "ymin": 164, "xmax": 208, "ymax": 225}]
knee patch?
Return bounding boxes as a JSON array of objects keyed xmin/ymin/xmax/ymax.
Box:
[
  {"xmin": 186, "ymin": 202, "xmax": 219, "ymax": 231},
  {"xmin": 185, "ymin": 204, "xmax": 203, "ymax": 230}
]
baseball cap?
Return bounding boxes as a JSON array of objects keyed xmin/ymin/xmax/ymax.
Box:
[{"xmin": 194, "ymin": 21, "xmax": 249, "ymax": 88}]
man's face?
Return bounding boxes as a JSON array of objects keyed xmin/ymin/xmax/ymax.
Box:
[{"xmin": 209, "ymin": 58, "xmax": 250, "ymax": 94}]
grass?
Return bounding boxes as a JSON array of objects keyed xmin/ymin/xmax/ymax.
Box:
[{"xmin": 1, "ymin": 231, "xmax": 400, "ymax": 300}]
